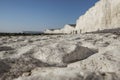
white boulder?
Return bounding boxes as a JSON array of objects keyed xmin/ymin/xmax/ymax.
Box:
[
  {"xmin": 33, "ymin": 41, "xmax": 97, "ymax": 66},
  {"xmin": 68, "ymin": 45, "xmax": 120, "ymax": 73}
]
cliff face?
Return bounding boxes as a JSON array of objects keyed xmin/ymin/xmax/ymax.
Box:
[
  {"xmin": 61, "ymin": 24, "xmax": 76, "ymax": 34},
  {"xmin": 76, "ymin": 0, "xmax": 120, "ymax": 33},
  {"xmin": 44, "ymin": 24, "xmax": 76, "ymax": 34},
  {"xmin": 44, "ymin": 29, "xmax": 62, "ymax": 34}
]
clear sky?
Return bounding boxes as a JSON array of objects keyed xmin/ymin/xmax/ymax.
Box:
[{"xmin": 0, "ymin": 0, "xmax": 99, "ymax": 32}]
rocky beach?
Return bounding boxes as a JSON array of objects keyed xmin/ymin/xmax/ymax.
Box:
[
  {"xmin": 0, "ymin": 0, "xmax": 120, "ymax": 80},
  {"xmin": 0, "ymin": 33, "xmax": 120, "ymax": 80}
]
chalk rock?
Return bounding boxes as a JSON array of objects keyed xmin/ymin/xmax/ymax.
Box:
[
  {"xmin": 68, "ymin": 45, "xmax": 120, "ymax": 73},
  {"xmin": 14, "ymin": 67, "xmax": 120, "ymax": 80},
  {"xmin": 33, "ymin": 41, "xmax": 97, "ymax": 66}
]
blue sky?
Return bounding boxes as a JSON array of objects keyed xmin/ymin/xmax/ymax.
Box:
[{"xmin": 0, "ymin": 0, "xmax": 99, "ymax": 32}]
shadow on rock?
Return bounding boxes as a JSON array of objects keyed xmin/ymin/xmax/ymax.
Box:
[
  {"xmin": 0, "ymin": 46, "xmax": 14, "ymax": 51},
  {"xmin": 0, "ymin": 56, "xmax": 50, "ymax": 80},
  {"xmin": 0, "ymin": 60, "xmax": 11, "ymax": 75},
  {"xmin": 63, "ymin": 46, "xmax": 98, "ymax": 63}
]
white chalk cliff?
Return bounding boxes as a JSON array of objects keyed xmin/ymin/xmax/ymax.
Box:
[
  {"xmin": 76, "ymin": 0, "xmax": 120, "ymax": 33},
  {"xmin": 44, "ymin": 24, "xmax": 76, "ymax": 34},
  {"xmin": 44, "ymin": 29, "xmax": 62, "ymax": 34},
  {"xmin": 61, "ymin": 24, "xmax": 76, "ymax": 34}
]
